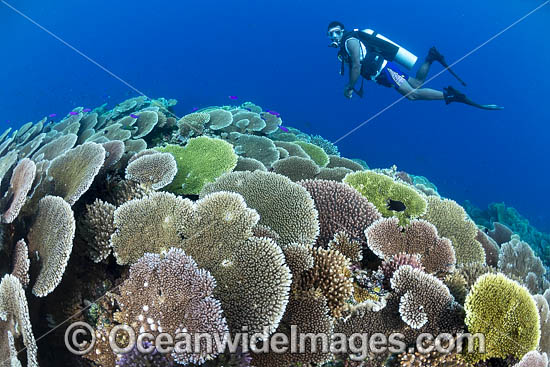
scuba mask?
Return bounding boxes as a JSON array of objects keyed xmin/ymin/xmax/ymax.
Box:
[{"xmin": 327, "ymin": 28, "xmax": 343, "ymax": 48}]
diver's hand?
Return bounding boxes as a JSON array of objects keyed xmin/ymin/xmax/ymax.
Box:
[{"xmin": 344, "ymin": 86, "xmax": 353, "ymax": 99}]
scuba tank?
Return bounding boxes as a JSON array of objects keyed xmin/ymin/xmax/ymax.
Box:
[{"xmin": 355, "ymin": 29, "xmax": 418, "ymax": 70}]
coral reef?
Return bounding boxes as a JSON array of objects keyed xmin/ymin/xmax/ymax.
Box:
[{"xmin": 0, "ymin": 97, "xmax": 544, "ymax": 367}]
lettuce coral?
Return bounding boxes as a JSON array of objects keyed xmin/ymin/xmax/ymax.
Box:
[
  {"xmin": 272, "ymin": 156, "xmax": 320, "ymax": 181},
  {"xmin": 1, "ymin": 158, "xmax": 35, "ymax": 223},
  {"xmin": 465, "ymin": 273, "xmax": 540, "ymax": 362},
  {"xmin": 157, "ymin": 137, "xmax": 237, "ymax": 195},
  {"xmin": 125, "ymin": 151, "xmax": 177, "ymax": 189},
  {"xmin": 344, "ymin": 170, "xmax": 427, "ymax": 225}
]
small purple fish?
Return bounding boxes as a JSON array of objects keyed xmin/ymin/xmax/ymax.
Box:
[
  {"xmin": 82, "ymin": 108, "xmax": 91, "ymax": 112},
  {"xmin": 130, "ymin": 113, "xmax": 139, "ymax": 119},
  {"xmin": 228, "ymin": 95, "xmax": 238, "ymax": 100},
  {"xmin": 69, "ymin": 111, "xmax": 79, "ymax": 116},
  {"xmin": 191, "ymin": 107, "xmax": 199, "ymax": 112},
  {"xmin": 48, "ymin": 113, "xmax": 57, "ymax": 118},
  {"xmin": 266, "ymin": 110, "xmax": 281, "ymax": 117},
  {"xmin": 278, "ymin": 125, "xmax": 289, "ymax": 132}
]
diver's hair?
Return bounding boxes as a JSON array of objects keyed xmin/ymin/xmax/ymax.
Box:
[{"xmin": 327, "ymin": 21, "xmax": 345, "ymax": 31}]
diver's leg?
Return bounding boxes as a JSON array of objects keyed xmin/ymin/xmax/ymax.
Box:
[
  {"xmin": 396, "ymin": 79, "xmax": 444, "ymax": 101},
  {"xmin": 413, "ymin": 47, "xmax": 445, "ymax": 86}
]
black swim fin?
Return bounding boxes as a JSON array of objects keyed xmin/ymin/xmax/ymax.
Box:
[{"xmin": 443, "ymin": 86, "xmax": 503, "ymax": 111}]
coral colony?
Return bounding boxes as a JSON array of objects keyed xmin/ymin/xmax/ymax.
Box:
[{"xmin": 0, "ymin": 96, "xmax": 549, "ymax": 367}]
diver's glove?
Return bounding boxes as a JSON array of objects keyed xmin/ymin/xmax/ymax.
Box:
[{"xmin": 443, "ymin": 86, "xmax": 503, "ymax": 111}]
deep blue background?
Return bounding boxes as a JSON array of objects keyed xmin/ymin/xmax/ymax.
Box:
[{"xmin": 1, "ymin": 0, "xmax": 549, "ymax": 230}]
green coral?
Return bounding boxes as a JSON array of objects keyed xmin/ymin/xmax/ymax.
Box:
[
  {"xmin": 421, "ymin": 196, "xmax": 486, "ymax": 266},
  {"xmin": 464, "ymin": 273, "xmax": 540, "ymax": 362},
  {"xmin": 157, "ymin": 137, "xmax": 237, "ymax": 195},
  {"xmin": 293, "ymin": 141, "xmax": 329, "ymax": 167},
  {"xmin": 343, "ymin": 170, "xmax": 426, "ymax": 225}
]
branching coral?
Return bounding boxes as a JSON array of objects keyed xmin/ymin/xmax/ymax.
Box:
[
  {"xmin": 28, "ymin": 195, "xmax": 75, "ymax": 297},
  {"xmin": 115, "ymin": 247, "xmax": 228, "ymax": 364},
  {"xmin": 79, "ymin": 199, "xmax": 116, "ymax": 263},
  {"xmin": 533, "ymin": 294, "xmax": 550, "ymax": 355},
  {"xmin": 344, "ymin": 170, "xmax": 427, "ymax": 225},
  {"xmin": 157, "ymin": 137, "xmax": 238, "ymax": 195},
  {"xmin": 366, "ymin": 217, "xmax": 456, "ymax": 274},
  {"xmin": 201, "ymin": 171, "xmax": 319, "ymax": 246},
  {"xmin": 498, "ymin": 234, "xmax": 546, "ymax": 295},
  {"xmin": 299, "ymin": 179, "xmax": 380, "ymax": 248},
  {"xmin": 328, "ymin": 231, "xmax": 363, "ymax": 264},
  {"xmin": 281, "ymin": 243, "xmax": 314, "ymax": 280},
  {"xmin": 2, "ymin": 158, "xmax": 36, "ymax": 223},
  {"xmin": 47, "ymin": 142, "xmax": 106, "ymax": 205},
  {"xmin": 421, "ymin": 196, "xmax": 485, "ymax": 266},
  {"xmin": 125, "ymin": 151, "xmax": 177, "ymax": 190},
  {"xmin": 299, "ymin": 247, "xmax": 353, "ymax": 318},
  {"xmin": 465, "ymin": 273, "xmax": 540, "ymax": 362},
  {"xmin": 444, "ymin": 272, "xmax": 468, "ymax": 304},
  {"xmin": 272, "ymin": 156, "xmax": 320, "ymax": 181},
  {"xmin": 0, "ymin": 274, "xmax": 38, "ymax": 367}
]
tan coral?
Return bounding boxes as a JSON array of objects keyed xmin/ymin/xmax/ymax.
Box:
[
  {"xmin": 0, "ymin": 274, "xmax": 38, "ymax": 367},
  {"xmin": 2, "ymin": 158, "xmax": 36, "ymax": 223},
  {"xmin": 11, "ymin": 239, "xmax": 30, "ymax": 288},
  {"xmin": 79, "ymin": 199, "xmax": 116, "ymax": 263},
  {"xmin": 27, "ymin": 195, "xmax": 76, "ymax": 297},
  {"xmin": 328, "ymin": 231, "xmax": 363, "ymax": 263},
  {"xmin": 125, "ymin": 152, "xmax": 177, "ymax": 190},
  {"xmin": 47, "ymin": 142, "xmax": 106, "ymax": 205}
]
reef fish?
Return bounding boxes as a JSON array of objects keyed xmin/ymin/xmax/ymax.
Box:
[
  {"xmin": 130, "ymin": 113, "xmax": 139, "ymax": 119},
  {"xmin": 69, "ymin": 111, "xmax": 79, "ymax": 116},
  {"xmin": 386, "ymin": 199, "xmax": 406, "ymax": 212},
  {"xmin": 82, "ymin": 108, "xmax": 92, "ymax": 112},
  {"xmin": 48, "ymin": 113, "xmax": 57, "ymax": 118},
  {"xmin": 228, "ymin": 95, "xmax": 238, "ymax": 100},
  {"xmin": 191, "ymin": 107, "xmax": 199, "ymax": 112},
  {"xmin": 266, "ymin": 110, "xmax": 281, "ymax": 117},
  {"xmin": 278, "ymin": 125, "xmax": 289, "ymax": 132}
]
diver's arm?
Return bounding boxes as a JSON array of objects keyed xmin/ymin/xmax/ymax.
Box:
[{"xmin": 346, "ymin": 39, "xmax": 362, "ymax": 91}]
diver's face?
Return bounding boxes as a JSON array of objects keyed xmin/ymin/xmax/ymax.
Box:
[{"xmin": 328, "ymin": 26, "xmax": 344, "ymax": 45}]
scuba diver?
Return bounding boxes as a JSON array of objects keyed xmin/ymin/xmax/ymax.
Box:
[{"xmin": 327, "ymin": 21, "xmax": 503, "ymax": 110}]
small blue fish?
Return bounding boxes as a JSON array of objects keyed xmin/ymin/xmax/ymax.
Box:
[
  {"xmin": 266, "ymin": 110, "xmax": 281, "ymax": 117},
  {"xmin": 82, "ymin": 108, "xmax": 91, "ymax": 112},
  {"xmin": 69, "ymin": 111, "xmax": 79, "ymax": 116},
  {"xmin": 48, "ymin": 113, "xmax": 57, "ymax": 118},
  {"xmin": 191, "ymin": 107, "xmax": 199, "ymax": 112},
  {"xmin": 130, "ymin": 113, "xmax": 139, "ymax": 119},
  {"xmin": 229, "ymin": 95, "xmax": 238, "ymax": 100},
  {"xmin": 278, "ymin": 125, "xmax": 289, "ymax": 133}
]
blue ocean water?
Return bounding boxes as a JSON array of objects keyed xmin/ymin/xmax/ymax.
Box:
[{"xmin": 1, "ymin": 0, "xmax": 549, "ymax": 231}]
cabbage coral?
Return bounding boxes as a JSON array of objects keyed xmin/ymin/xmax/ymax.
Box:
[
  {"xmin": 201, "ymin": 171, "xmax": 319, "ymax": 246},
  {"xmin": 157, "ymin": 137, "xmax": 237, "ymax": 195},
  {"xmin": 273, "ymin": 141, "xmax": 309, "ymax": 158},
  {"xmin": 421, "ymin": 196, "xmax": 486, "ymax": 266},
  {"xmin": 344, "ymin": 170, "xmax": 427, "ymax": 225},
  {"xmin": 465, "ymin": 273, "xmax": 540, "ymax": 362},
  {"xmin": 326, "ymin": 155, "xmax": 363, "ymax": 171}
]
